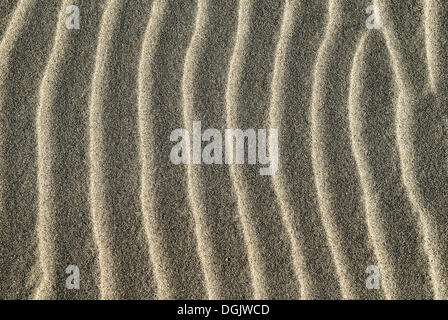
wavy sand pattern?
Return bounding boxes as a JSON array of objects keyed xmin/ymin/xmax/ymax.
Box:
[{"xmin": 0, "ymin": 0, "xmax": 447, "ymax": 299}]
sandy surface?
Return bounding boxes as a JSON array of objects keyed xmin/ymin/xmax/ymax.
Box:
[{"xmin": 0, "ymin": 0, "xmax": 447, "ymax": 299}]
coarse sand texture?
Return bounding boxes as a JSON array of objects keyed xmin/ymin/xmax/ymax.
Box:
[{"xmin": 0, "ymin": 0, "xmax": 447, "ymax": 300}]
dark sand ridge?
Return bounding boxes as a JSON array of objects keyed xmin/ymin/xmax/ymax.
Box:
[
  {"xmin": 269, "ymin": 0, "xmax": 340, "ymax": 299},
  {"xmin": 423, "ymin": 0, "xmax": 448, "ymax": 97},
  {"xmin": 348, "ymin": 31, "xmax": 432, "ymax": 299},
  {"xmin": 138, "ymin": 0, "xmax": 207, "ymax": 299},
  {"xmin": 89, "ymin": 0, "xmax": 156, "ymax": 299},
  {"xmin": 0, "ymin": 0, "xmax": 60, "ymax": 299},
  {"xmin": 180, "ymin": 0, "xmax": 253, "ymax": 299},
  {"xmin": 310, "ymin": 0, "xmax": 382, "ymax": 299},
  {"xmin": 225, "ymin": 0, "xmax": 300, "ymax": 299},
  {"xmin": 0, "ymin": 1, "xmax": 17, "ymax": 41},
  {"xmin": 423, "ymin": 2, "xmax": 448, "ymax": 298},
  {"xmin": 375, "ymin": 0, "xmax": 448, "ymax": 299},
  {"xmin": 35, "ymin": 0, "xmax": 104, "ymax": 299}
]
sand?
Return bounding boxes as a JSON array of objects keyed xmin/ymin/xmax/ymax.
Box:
[{"xmin": 0, "ymin": 0, "xmax": 447, "ymax": 300}]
